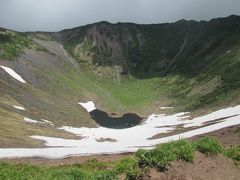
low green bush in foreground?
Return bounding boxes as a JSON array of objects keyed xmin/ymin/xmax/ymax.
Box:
[
  {"xmin": 194, "ymin": 136, "xmax": 223, "ymax": 154},
  {"xmin": 136, "ymin": 139, "xmax": 194, "ymax": 171},
  {"xmin": 113, "ymin": 157, "xmax": 140, "ymax": 179},
  {"xmin": 0, "ymin": 137, "xmax": 239, "ymax": 180},
  {"xmin": 224, "ymin": 146, "xmax": 240, "ymax": 161}
]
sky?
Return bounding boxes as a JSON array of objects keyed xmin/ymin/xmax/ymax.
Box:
[{"xmin": 0, "ymin": 0, "xmax": 240, "ymax": 32}]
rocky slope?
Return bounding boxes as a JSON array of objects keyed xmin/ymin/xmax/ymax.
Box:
[
  {"xmin": 55, "ymin": 15, "xmax": 240, "ymax": 78},
  {"xmin": 0, "ymin": 15, "xmax": 240, "ymax": 147},
  {"xmin": 51, "ymin": 15, "xmax": 240, "ymax": 110}
]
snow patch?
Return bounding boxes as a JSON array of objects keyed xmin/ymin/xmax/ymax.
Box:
[
  {"xmin": 24, "ymin": 117, "xmax": 54, "ymax": 125},
  {"xmin": 23, "ymin": 117, "xmax": 39, "ymax": 123},
  {"xmin": 226, "ymin": 50, "xmax": 232, "ymax": 54},
  {"xmin": 13, "ymin": 105, "xmax": 26, "ymax": 111},
  {"xmin": 78, "ymin": 101, "xmax": 96, "ymax": 112},
  {"xmin": 0, "ymin": 65, "xmax": 27, "ymax": 83},
  {"xmin": 0, "ymin": 105, "xmax": 240, "ymax": 159},
  {"xmin": 160, "ymin": 107, "xmax": 173, "ymax": 110}
]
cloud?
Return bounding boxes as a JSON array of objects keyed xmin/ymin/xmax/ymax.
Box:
[{"xmin": 0, "ymin": 0, "xmax": 239, "ymax": 31}]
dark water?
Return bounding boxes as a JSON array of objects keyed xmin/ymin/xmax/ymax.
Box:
[{"xmin": 89, "ymin": 109, "xmax": 143, "ymax": 129}]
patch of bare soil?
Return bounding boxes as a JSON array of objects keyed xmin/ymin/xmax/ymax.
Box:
[
  {"xmin": 1, "ymin": 153, "xmax": 133, "ymax": 166},
  {"xmin": 191, "ymin": 125, "xmax": 240, "ymax": 147},
  {"xmin": 143, "ymin": 152, "xmax": 240, "ymax": 180},
  {"xmin": 149, "ymin": 116, "xmax": 239, "ymax": 140},
  {"xmin": 95, "ymin": 137, "xmax": 117, "ymax": 142}
]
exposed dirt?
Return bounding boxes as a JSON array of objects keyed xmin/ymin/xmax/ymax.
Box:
[
  {"xmin": 191, "ymin": 124, "xmax": 240, "ymax": 147},
  {"xmin": 1, "ymin": 153, "xmax": 132, "ymax": 166},
  {"xmin": 95, "ymin": 137, "xmax": 117, "ymax": 142},
  {"xmin": 142, "ymin": 125, "xmax": 239, "ymax": 179},
  {"xmin": 149, "ymin": 116, "xmax": 238, "ymax": 140},
  {"xmin": 143, "ymin": 152, "xmax": 240, "ymax": 180}
]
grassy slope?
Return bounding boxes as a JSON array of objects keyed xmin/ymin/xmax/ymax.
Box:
[
  {"xmin": 0, "ymin": 94, "xmax": 77, "ymax": 148},
  {"xmin": 0, "ymin": 137, "xmax": 239, "ymax": 180},
  {"xmin": 11, "ymin": 17, "xmax": 237, "ymax": 117},
  {"xmin": 0, "ymin": 16, "xmax": 240, "ymax": 147},
  {"xmin": 2, "ymin": 38, "xmax": 239, "ymax": 120},
  {"xmin": 0, "ymin": 29, "xmax": 31, "ymax": 59},
  {"xmin": 0, "ymin": 29, "xmax": 48, "ymax": 60},
  {"xmin": 57, "ymin": 16, "xmax": 240, "ymax": 114}
]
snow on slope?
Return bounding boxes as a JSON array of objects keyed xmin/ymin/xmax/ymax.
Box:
[
  {"xmin": 23, "ymin": 117, "xmax": 54, "ymax": 125},
  {"xmin": 24, "ymin": 117, "xmax": 39, "ymax": 123},
  {"xmin": 78, "ymin": 101, "xmax": 96, "ymax": 112},
  {"xmin": 0, "ymin": 105, "xmax": 239, "ymax": 159},
  {"xmin": 13, "ymin": 105, "xmax": 26, "ymax": 111},
  {"xmin": 0, "ymin": 65, "xmax": 27, "ymax": 83},
  {"xmin": 160, "ymin": 107, "xmax": 173, "ymax": 110}
]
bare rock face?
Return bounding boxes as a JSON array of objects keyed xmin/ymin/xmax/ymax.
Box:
[{"xmin": 56, "ymin": 22, "xmax": 146, "ymax": 79}]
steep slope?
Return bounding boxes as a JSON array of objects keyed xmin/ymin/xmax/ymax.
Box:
[
  {"xmin": 54, "ymin": 15, "xmax": 240, "ymax": 110},
  {"xmin": 57, "ymin": 15, "xmax": 240, "ymax": 76},
  {"xmin": 0, "ymin": 15, "xmax": 240, "ymax": 148},
  {"xmin": 0, "ymin": 30, "xmax": 104, "ymax": 147}
]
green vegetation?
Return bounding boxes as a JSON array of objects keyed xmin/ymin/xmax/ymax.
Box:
[
  {"xmin": 0, "ymin": 17, "xmax": 240, "ymax": 179},
  {"xmin": 64, "ymin": 42, "xmax": 77, "ymax": 58},
  {"xmin": 136, "ymin": 137, "xmax": 236, "ymax": 171},
  {"xmin": 224, "ymin": 146, "xmax": 240, "ymax": 166},
  {"xmin": 0, "ymin": 96, "xmax": 77, "ymax": 148},
  {"xmin": 113, "ymin": 157, "xmax": 140, "ymax": 179},
  {"xmin": 224, "ymin": 146, "xmax": 240, "ymax": 161},
  {"xmin": 1, "ymin": 19, "xmax": 238, "ymax": 118},
  {"xmin": 0, "ymin": 161, "xmax": 117, "ymax": 180},
  {"xmin": 62, "ymin": 26, "xmax": 89, "ymax": 61},
  {"xmin": 136, "ymin": 139, "xmax": 194, "ymax": 171},
  {"xmin": 1, "ymin": 137, "xmax": 238, "ymax": 180},
  {"xmin": 0, "ymin": 30, "xmax": 32, "ymax": 59},
  {"xmin": 0, "ymin": 158, "xmax": 140, "ymax": 180},
  {"xmin": 194, "ymin": 136, "xmax": 223, "ymax": 154},
  {"xmin": 58, "ymin": 16, "xmax": 240, "ymax": 113},
  {"xmin": 95, "ymin": 76, "xmax": 171, "ymax": 109},
  {"xmin": 0, "ymin": 30, "xmax": 49, "ymax": 60}
]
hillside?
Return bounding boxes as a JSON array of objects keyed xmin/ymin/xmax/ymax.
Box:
[
  {"xmin": 51, "ymin": 15, "xmax": 240, "ymax": 110},
  {"xmin": 0, "ymin": 15, "xmax": 240, "ymax": 149},
  {"xmin": 57, "ymin": 15, "xmax": 240, "ymax": 76},
  {"xmin": 1, "ymin": 136, "xmax": 240, "ymax": 180}
]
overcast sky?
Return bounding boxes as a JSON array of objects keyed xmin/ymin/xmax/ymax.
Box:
[{"xmin": 0, "ymin": 0, "xmax": 240, "ymax": 32}]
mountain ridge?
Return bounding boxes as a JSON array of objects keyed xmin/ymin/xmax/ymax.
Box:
[
  {"xmin": 0, "ymin": 15, "xmax": 240, "ymax": 147},
  {"xmin": 47, "ymin": 14, "xmax": 240, "ymax": 79}
]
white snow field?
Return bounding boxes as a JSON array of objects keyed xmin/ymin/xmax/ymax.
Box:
[
  {"xmin": 13, "ymin": 105, "xmax": 26, "ymax": 111},
  {"xmin": 0, "ymin": 65, "xmax": 27, "ymax": 83},
  {"xmin": 78, "ymin": 101, "xmax": 96, "ymax": 112},
  {"xmin": 0, "ymin": 104, "xmax": 239, "ymax": 159}
]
